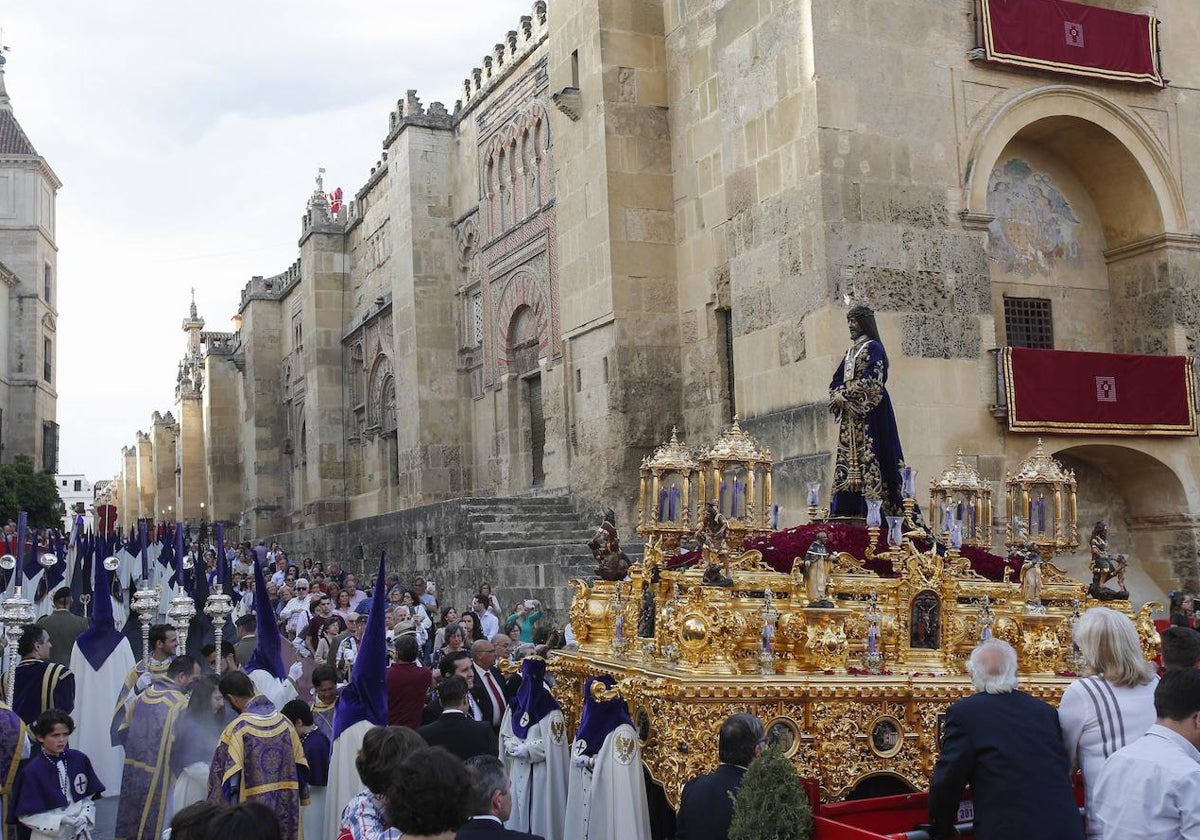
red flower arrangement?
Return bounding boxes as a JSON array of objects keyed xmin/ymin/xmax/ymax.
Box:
[{"xmin": 667, "ymin": 522, "xmax": 1020, "ymax": 581}]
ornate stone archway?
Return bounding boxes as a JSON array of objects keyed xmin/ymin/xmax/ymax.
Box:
[
  {"xmin": 964, "ymin": 85, "xmax": 1187, "ymax": 238},
  {"xmin": 366, "ymin": 354, "xmax": 396, "ymax": 436},
  {"xmin": 494, "ymin": 270, "xmax": 548, "ymax": 378}
]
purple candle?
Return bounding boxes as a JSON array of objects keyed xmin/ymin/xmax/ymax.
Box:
[
  {"xmin": 770, "ymin": 504, "xmax": 780, "ymax": 529},
  {"xmin": 216, "ymin": 522, "xmax": 226, "ymax": 586},
  {"xmin": 174, "ymin": 521, "xmax": 185, "ymax": 585},
  {"xmin": 15, "ymin": 511, "xmax": 27, "ymax": 587},
  {"xmin": 139, "ymin": 520, "xmax": 149, "ymax": 582},
  {"xmin": 657, "ymin": 488, "xmax": 668, "ymax": 522}
]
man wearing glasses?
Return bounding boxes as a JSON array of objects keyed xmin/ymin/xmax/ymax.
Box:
[{"xmin": 280, "ymin": 578, "xmax": 315, "ymax": 640}]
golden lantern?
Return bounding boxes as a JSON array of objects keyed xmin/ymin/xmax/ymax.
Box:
[
  {"xmin": 1005, "ymin": 439, "xmax": 1078, "ymax": 555},
  {"xmin": 929, "ymin": 451, "xmax": 993, "ymax": 548},
  {"xmin": 636, "ymin": 427, "xmax": 700, "ymax": 554},
  {"xmin": 695, "ymin": 416, "xmax": 774, "ymax": 552}
]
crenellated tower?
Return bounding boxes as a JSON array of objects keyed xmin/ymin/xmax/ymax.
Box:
[{"xmin": 175, "ymin": 292, "xmax": 208, "ymax": 519}]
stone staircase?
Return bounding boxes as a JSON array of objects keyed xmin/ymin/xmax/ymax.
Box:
[
  {"xmin": 465, "ymin": 495, "xmax": 597, "ymax": 551},
  {"xmin": 460, "ymin": 495, "xmax": 600, "ymax": 604}
]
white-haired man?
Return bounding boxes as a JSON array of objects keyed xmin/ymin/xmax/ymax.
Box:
[{"xmin": 927, "ymin": 639, "xmax": 1083, "ymax": 840}]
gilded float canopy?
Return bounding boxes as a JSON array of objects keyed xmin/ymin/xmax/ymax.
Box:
[
  {"xmin": 698, "ymin": 415, "xmax": 772, "ymax": 464},
  {"xmin": 641, "ymin": 426, "xmax": 699, "ymax": 473}
]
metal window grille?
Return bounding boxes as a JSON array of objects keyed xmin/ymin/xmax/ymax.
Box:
[
  {"xmin": 1003, "ymin": 297, "xmax": 1054, "ymax": 349},
  {"xmin": 472, "ymin": 293, "xmax": 484, "ymax": 346}
]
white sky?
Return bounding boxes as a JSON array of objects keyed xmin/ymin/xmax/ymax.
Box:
[{"xmin": 1, "ymin": 0, "xmax": 538, "ymax": 484}]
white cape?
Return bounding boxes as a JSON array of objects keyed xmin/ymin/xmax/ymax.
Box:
[
  {"xmin": 69, "ymin": 636, "xmax": 136, "ymax": 796},
  {"xmin": 248, "ymin": 669, "xmax": 298, "ymax": 711},
  {"xmin": 563, "ymin": 722, "xmax": 650, "ymax": 840},
  {"xmin": 501, "ymin": 707, "xmax": 570, "ymax": 840},
  {"xmin": 302, "ymin": 786, "xmax": 327, "ymax": 840},
  {"xmin": 324, "ymin": 719, "xmax": 372, "ymax": 840}
]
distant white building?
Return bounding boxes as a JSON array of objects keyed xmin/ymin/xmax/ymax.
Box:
[{"xmin": 56, "ymin": 473, "xmax": 91, "ymax": 532}]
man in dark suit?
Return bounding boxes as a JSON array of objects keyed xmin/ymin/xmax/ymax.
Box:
[
  {"xmin": 457, "ymin": 755, "xmax": 544, "ymax": 840},
  {"xmin": 422, "ymin": 651, "xmax": 485, "ymax": 724},
  {"xmin": 418, "ymin": 675, "xmax": 497, "ymax": 761},
  {"xmin": 928, "ymin": 639, "xmax": 1084, "ymax": 840},
  {"xmin": 37, "ymin": 587, "xmax": 88, "ymax": 668},
  {"xmin": 676, "ymin": 713, "xmax": 764, "ymax": 840},
  {"xmin": 471, "ymin": 638, "xmax": 514, "ymax": 733}
]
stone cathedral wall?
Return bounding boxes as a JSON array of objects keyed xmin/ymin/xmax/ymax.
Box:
[{"xmin": 111, "ymin": 0, "xmax": 1200, "ymax": 599}]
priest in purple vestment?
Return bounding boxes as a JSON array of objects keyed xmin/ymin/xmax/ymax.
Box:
[
  {"xmin": 114, "ymin": 655, "xmax": 201, "ymax": 840},
  {"xmin": 207, "ymin": 671, "xmax": 308, "ymax": 840}
]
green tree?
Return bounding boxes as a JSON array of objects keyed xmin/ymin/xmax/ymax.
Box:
[
  {"xmin": 0, "ymin": 456, "xmax": 64, "ymax": 529},
  {"xmin": 729, "ymin": 746, "xmax": 813, "ymax": 840}
]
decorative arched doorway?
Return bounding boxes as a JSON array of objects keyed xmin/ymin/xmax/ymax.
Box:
[
  {"xmin": 507, "ymin": 304, "xmax": 545, "ymax": 486},
  {"xmin": 964, "ymin": 86, "xmax": 1193, "ymax": 357}
]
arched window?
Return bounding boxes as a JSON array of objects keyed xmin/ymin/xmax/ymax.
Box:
[{"xmin": 366, "ymin": 354, "xmax": 396, "ymax": 434}]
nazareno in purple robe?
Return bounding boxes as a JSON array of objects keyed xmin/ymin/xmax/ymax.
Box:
[{"xmin": 7, "ymin": 748, "xmax": 104, "ymax": 840}]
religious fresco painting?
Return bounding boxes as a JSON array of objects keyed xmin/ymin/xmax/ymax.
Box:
[{"xmin": 986, "ymin": 158, "xmax": 1082, "ymax": 277}]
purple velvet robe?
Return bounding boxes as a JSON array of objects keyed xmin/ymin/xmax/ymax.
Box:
[
  {"xmin": 7, "ymin": 748, "xmax": 103, "ymax": 840},
  {"xmin": 300, "ymin": 730, "xmax": 330, "ymax": 788},
  {"xmin": 829, "ymin": 337, "xmax": 907, "ymax": 517},
  {"xmin": 114, "ymin": 680, "xmax": 188, "ymax": 840},
  {"xmin": 207, "ymin": 696, "xmax": 308, "ymax": 840},
  {"xmin": 5, "ymin": 660, "xmax": 74, "ymax": 727},
  {"xmin": 0, "ymin": 705, "xmax": 25, "ymax": 794}
]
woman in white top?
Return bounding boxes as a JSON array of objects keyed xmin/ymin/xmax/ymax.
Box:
[{"xmin": 1058, "ymin": 606, "xmax": 1158, "ymax": 838}]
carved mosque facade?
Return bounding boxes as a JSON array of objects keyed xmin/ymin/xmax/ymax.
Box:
[{"xmin": 114, "ymin": 0, "xmax": 1200, "ymax": 602}]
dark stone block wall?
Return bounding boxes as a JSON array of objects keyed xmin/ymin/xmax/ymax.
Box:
[{"xmin": 264, "ymin": 496, "xmax": 594, "ymax": 627}]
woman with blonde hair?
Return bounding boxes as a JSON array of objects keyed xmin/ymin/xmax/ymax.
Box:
[{"xmin": 1057, "ymin": 606, "xmax": 1158, "ymax": 838}]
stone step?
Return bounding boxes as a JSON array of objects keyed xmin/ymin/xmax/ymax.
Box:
[
  {"xmin": 465, "ymin": 511, "xmax": 585, "ymax": 523},
  {"xmin": 487, "ymin": 545, "xmax": 592, "ymax": 563},
  {"xmin": 461, "ymin": 498, "xmax": 575, "ymax": 511},
  {"xmin": 477, "ymin": 524, "xmax": 593, "ymax": 537},
  {"xmin": 481, "ymin": 537, "xmax": 594, "ymax": 550}
]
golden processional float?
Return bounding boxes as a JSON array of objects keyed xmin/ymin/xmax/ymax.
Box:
[{"xmin": 550, "ymin": 421, "xmax": 1160, "ymax": 807}]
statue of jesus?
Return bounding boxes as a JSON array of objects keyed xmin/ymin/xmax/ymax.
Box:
[{"xmin": 828, "ymin": 304, "xmax": 907, "ymax": 518}]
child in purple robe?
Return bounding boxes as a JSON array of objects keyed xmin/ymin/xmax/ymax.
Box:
[
  {"xmin": 7, "ymin": 710, "xmax": 104, "ymax": 840},
  {"xmin": 282, "ymin": 700, "xmax": 330, "ymax": 840}
]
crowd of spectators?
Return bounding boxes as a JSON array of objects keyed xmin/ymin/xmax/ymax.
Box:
[{"xmin": 208, "ymin": 539, "xmax": 568, "ymax": 744}]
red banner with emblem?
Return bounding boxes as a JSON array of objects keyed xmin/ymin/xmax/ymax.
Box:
[
  {"xmin": 1003, "ymin": 347, "xmax": 1196, "ymax": 435},
  {"xmin": 980, "ymin": 0, "xmax": 1163, "ymax": 87}
]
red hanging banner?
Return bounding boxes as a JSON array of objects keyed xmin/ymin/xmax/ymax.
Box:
[
  {"xmin": 980, "ymin": 0, "xmax": 1164, "ymax": 87},
  {"xmin": 1003, "ymin": 347, "xmax": 1196, "ymax": 436}
]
